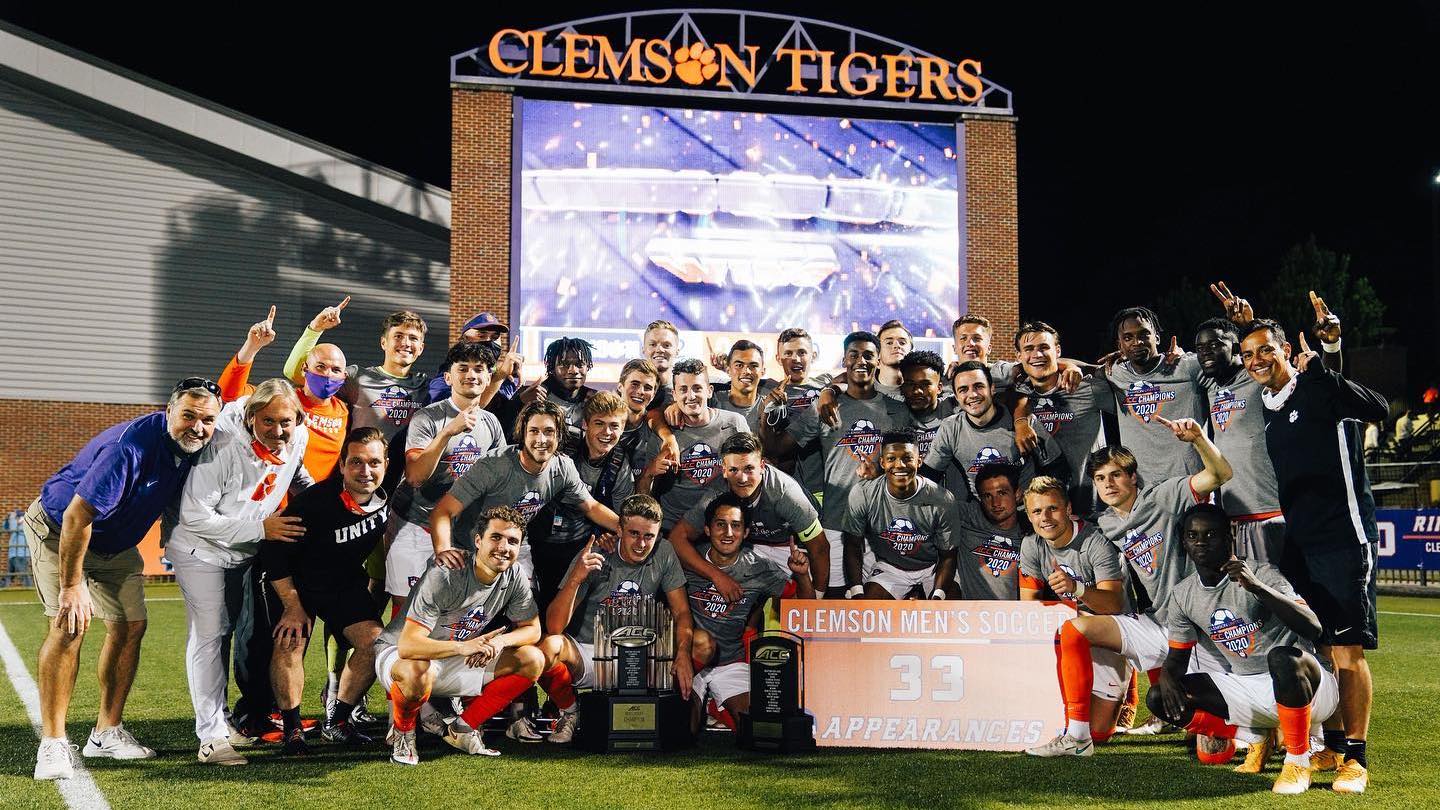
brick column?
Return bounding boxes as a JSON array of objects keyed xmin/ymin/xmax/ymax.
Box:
[
  {"xmin": 450, "ymin": 86, "xmax": 514, "ymax": 344},
  {"xmin": 963, "ymin": 115, "xmax": 1020, "ymax": 352}
]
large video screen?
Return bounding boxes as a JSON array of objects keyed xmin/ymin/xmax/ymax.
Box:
[{"xmin": 515, "ymin": 99, "xmax": 964, "ymax": 381}]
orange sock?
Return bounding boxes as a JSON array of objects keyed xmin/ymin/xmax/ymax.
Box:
[
  {"xmin": 1276, "ymin": 704, "xmax": 1311, "ymax": 756},
  {"xmin": 1091, "ymin": 728, "xmax": 1115, "ymax": 743},
  {"xmin": 539, "ymin": 664, "xmax": 576, "ymax": 711},
  {"xmin": 707, "ymin": 700, "xmax": 737, "ymax": 732},
  {"xmin": 460, "ymin": 674, "xmax": 534, "ymax": 729},
  {"xmin": 1123, "ymin": 670, "xmax": 1140, "ymax": 713},
  {"xmin": 1057, "ymin": 623, "xmax": 1093, "ymax": 723},
  {"xmin": 389, "ymin": 682, "xmax": 428, "ymax": 732},
  {"xmin": 1184, "ymin": 709, "xmax": 1237, "ymax": 739}
]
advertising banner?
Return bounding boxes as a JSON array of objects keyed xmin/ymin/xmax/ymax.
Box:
[
  {"xmin": 782, "ymin": 600, "xmax": 1074, "ymax": 751},
  {"xmin": 1376, "ymin": 508, "xmax": 1440, "ymax": 570}
]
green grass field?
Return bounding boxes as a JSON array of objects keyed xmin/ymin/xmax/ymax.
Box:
[{"xmin": 1, "ymin": 585, "xmax": 1436, "ymax": 809}]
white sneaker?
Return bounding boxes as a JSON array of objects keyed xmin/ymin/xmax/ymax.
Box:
[
  {"xmin": 390, "ymin": 729, "xmax": 418, "ymax": 766},
  {"xmin": 506, "ymin": 717, "xmax": 543, "ymax": 743},
  {"xmin": 442, "ymin": 724, "xmax": 500, "ymax": 757},
  {"xmin": 1025, "ymin": 732, "xmax": 1094, "ymax": 757},
  {"xmin": 226, "ymin": 721, "xmax": 257, "ymax": 749},
  {"xmin": 547, "ymin": 711, "xmax": 578, "ymax": 745},
  {"xmin": 1121, "ymin": 715, "xmax": 1171, "ymax": 736},
  {"xmin": 34, "ymin": 738, "xmax": 76, "ymax": 780},
  {"xmin": 197, "ymin": 738, "xmax": 247, "ymax": 766},
  {"xmin": 82, "ymin": 724, "xmax": 156, "ymax": 759}
]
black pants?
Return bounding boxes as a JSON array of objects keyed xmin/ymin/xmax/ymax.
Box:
[
  {"xmin": 532, "ymin": 538, "xmax": 589, "ymax": 613},
  {"xmin": 232, "ymin": 567, "xmax": 276, "ymax": 724}
]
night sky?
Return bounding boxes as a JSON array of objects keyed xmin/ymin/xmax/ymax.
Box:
[{"xmin": 4, "ymin": 3, "xmax": 1437, "ymax": 386}]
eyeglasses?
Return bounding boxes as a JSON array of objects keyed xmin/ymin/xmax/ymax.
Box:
[{"xmin": 172, "ymin": 377, "xmax": 222, "ymax": 398}]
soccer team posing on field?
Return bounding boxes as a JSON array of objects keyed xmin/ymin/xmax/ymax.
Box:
[{"xmin": 27, "ymin": 283, "xmax": 1385, "ymax": 795}]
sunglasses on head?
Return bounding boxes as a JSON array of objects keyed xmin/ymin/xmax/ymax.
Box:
[{"xmin": 172, "ymin": 377, "xmax": 222, "ymax": 398}]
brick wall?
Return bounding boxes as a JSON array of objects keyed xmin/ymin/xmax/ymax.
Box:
[
  {"xmin": 450, "ymin": 86, "xmax": 514, "ymax": 345},
  {"xmin": 0, "ymin": 400, "xmax": 157, "ymax": 516},
  {"xmin": 963, "ymin": 116, "xmax": 1020, "ymax": 353}
]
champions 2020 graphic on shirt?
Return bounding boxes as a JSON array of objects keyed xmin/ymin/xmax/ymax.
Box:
[
  {"xmin": 1209, "ymin": 389, "xmax": 1247, "ymax": 432},
  {"xmin": 973, "ymin": 539, "xmax": 1020, "ymax": 578},
  {"xmin": 967, "ymin": 446, "xmax": 1006, "ymax": 476},
  {"xmin": 1121, "ymin": 528, "xmax": 1165, "ymax": 576},
  {"xmin": 679, "ymin": 442, "xmax": 722, "ymax": 485},
  {"xmin": 1123, "ymin": 381, "xmax": 1177, "ymax": 424},
  {"xmin": 375, "ymin": 384, "xmax": 424, "ymax": 426},
  {"xmin": 446, "ymin": 605, "xmax": 489, "ymax": 641},
  {"xmin": 1031, "ymin": 396, "xmax": 1076, "ymax": 435},
  {"xmin": 1207, "ymin": 608, "xmax": 1263, "ymax": 658},
  {"xmin": 837, "ymin": 419, "xmax": 883, "ymax": 462},
  {"xmin": 879, "ymin": 517, "xmax": 926, "ymax": 556}
]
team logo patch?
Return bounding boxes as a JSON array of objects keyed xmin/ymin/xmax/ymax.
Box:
[
  {"xmin": 513, "ymin": 490, "xmax": 545, "ymax": 522},
  {"xmin": 444, "ymin": 433, "xmax": 483, "ymax": 478},
  {"xmin": 678, "ymin": 442, "xmax": 721, "ymax": 486},
  {"xmin": 787, "ymin": 388, "xmax": 819, "ymax": 412},
  {"xmin": 374, "ymin": 384, "xmax": 422, "ymax": 425},
  {"xmin": 446, "ymin": 605, "xmax": 489, "ymax": 641},
  {"xmin": 1123, "ymin": 381, "xmax": 1177, "ymax": 424},
  {"xmin": 879, "ymin": 517, "xmax": 927, "ymax": 556},
  {"xmin": 1288, "ymin": 409, "xmax": 1299, "ymax": 423},
  {"xmin": 1122, "ymin": 528, "xmax": 1165, "ymax": 576},
  {"xmin": 836, "ymin": 419, "xmax": 883, "ymax": 462},
  {"xmin": 972, "ymin": 540, "xmax": 1020, "ymax": 577},
  {"xmin": 1208, "ymin": 608, "xmax": 1263, "ymax": 657},
  {"xmin": 967, "ymin": 446, "xmax": 1007, "ymax": 476},
  {"xmin": 1210, "ymin": 390, "xmax": 1247, "ymax": 433},
  {"xmin": 1032, "ymin": 396, "xmax": 1075, "ymax": 436}
]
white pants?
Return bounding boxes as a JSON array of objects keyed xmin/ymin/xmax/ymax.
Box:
[
  {"xmin": 376, "ymin": 644, "xmax": 499, "ymax": 698},
  {"xmin": 565, "ymin": 636, "xmax": 598, "ymax": 689},
  {"xmin": 825, "ymin": 528, "xmax": 875, "ymax": 587},
  {"xmin": 1090, "ymin": 613, "xmax": 1231, "ymax": 702},
  {"xmin": 171, "ymin": 549, "xmax": 251, "ymax": 742},
  {"xmin": 693, "ymin": 662, "xmax": 749, "ymax": 705},
  {"xmin": 1211, "ymin": 667, "xmax": 1340, "ymax": 729},
  {"xmin": 387, "ymin": 522, "xmax": 434, "ymax": 597}
]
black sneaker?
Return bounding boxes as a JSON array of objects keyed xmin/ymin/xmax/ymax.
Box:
[
  {"xmin": 281, "ymin": 729, "xmax": 310, "ymax": 756},
  {"xmin": 321, "ymin": 721, "xmax": 374, "ymax": 747}
]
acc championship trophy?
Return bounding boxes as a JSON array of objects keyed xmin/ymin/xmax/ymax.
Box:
[
  {"xmin": 575, "ymin": 596, "xmax": 692, "ymax": 751},
  {"xmin": 738, "ymin": 628, "xmax": 815, "ymax": 752}
]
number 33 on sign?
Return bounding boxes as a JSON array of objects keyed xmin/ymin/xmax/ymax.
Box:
[{"xmin": 781, "ymin": 600, "xmax": 1075, "ymax": 751}]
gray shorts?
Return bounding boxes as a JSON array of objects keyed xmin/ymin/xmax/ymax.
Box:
[{"xmin": 24, "ymin": 498, "xmax": 146, "ymax": 622}]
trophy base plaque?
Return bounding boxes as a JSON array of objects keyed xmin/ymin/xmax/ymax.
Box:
[
  {"xmin": 575, "ymin": 691, "xmax": 694, "ymax": 752},
  {"xmin": 736, "ymin": 710, "xmax": 816, "ymax": 753}
]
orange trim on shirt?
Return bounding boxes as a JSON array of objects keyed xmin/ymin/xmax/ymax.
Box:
[
  {"xmin": 404, "ymin": 616, "xmax": 433, "ymax": 631},
  {"xmin": 1231, "ymin": 510, "xmax": 1284, "ymax": 523},
  {"xmin": 1168, "ymin": 640, "xmax": 1196, "ymax": 650},
  {"xmin": 1019, "ymin": 574, "xmax": 1046, "ymax": 591}
]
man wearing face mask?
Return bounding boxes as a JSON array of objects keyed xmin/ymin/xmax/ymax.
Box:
[
  {"xmin": 167, "ymin": 379, "xmax": 314, "ymax": 766},
  {"xmin": 29, "ymin": 377, "xmax": 222, "ymax": 780}
]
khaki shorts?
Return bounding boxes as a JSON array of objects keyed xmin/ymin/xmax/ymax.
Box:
[{"xmin": 24, "ymin": 498, "xmax": 147, "ymax": 622}]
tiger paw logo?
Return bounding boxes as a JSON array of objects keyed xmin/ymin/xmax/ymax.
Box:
[
  {"xmin": 973, "ymin": 540, "xmax": 1020, "ymax": 577},
  {"xmin": 1207, "ymin": 608, "xmax": 1263, "ymax": 657},
  {"xmin": 672, "ymin": 42, "xmax": 719, "ymax": 85},
  {"xmin": 1210, "ymin": 389, "xmax": 1246, "ymax": 433},
  {"xmin": 879, "ymin": 517, "xmax": 925, "ymax": 556},
  {"xmin": 1121, "ymin": 528, "xmax": 1164, "ymax": 576},
  {"xmin": 1123, "ymin": 381, "xmax": 1176, "ymax": 424},
  {"xmin": 836, "ymin": 419, "xmax": 882, "ymax": 462},
  {"xmin": 679, "ymin": 442, "xmax": 721, "ymax": 485},
  {"xmin": 967, "ymin": 446, "xmax": 1006, "ymax": 475}
]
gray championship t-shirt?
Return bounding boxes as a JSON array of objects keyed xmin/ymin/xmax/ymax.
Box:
[
  {"xmin": 377, "ymin": 553, "xmax": 537, "ymax": 649},
  {"xmin": 1203, "ymin": 370, "xmax": 1282, "ymax": 518},
  {"xmin": 1166, "ymin": 563, "xmax": 1314, "ymax": 676},
  {"xmin": 1104, "ymin": 354, "xmax": 1208, "ymax": 484},
  {"xmin": 653, "ymin": 410, "xmax": 748, "ymax": 531},
  {"xmin": 924, "ymin": 405, "xmax": 1060, "ymax": 500},
  {"xmin": 341, "ymin": 365, "xmax": 432, "ymax": 439},
  {"xmin": 533, "ymin": 448, "xmax": 635, "ymax": 545},
  {"xmin": 1015, "ymin": 374, "xmax": 1107, "ymax": 501},
  {"xmin": 841, "ymin": 476, "xmax": 957, "ymax": 572},
  {"xmin": 1095, "ymin": 475, "xmax": 1203, "ymax": 622},
  {"xmin": 682, "ymin": 465, "xmax": 822, "ymax": 549},
  {"xmin": 952, "ymin": 501, "xmax": 1027, "ymax": 600},
  {"xmin": 446, "ymin": 447, "xmax": 592, "ymax": 549},
  {"xmin": 686, "ymin": 545, "xmax": 789, "ymax": 664},
  {"xmin": 563, "ymin": 541, "xmax": 687, "ymax": 644},
  {"xmin": 1019, "ymin": 520, "xmax": 1128, "ymax": 614},
  {"xmin": 787, "ymin": 392, "xmax": 906, "ymax": 528},
  {"xmin": 404, "ymin": 399, "xmax": 506, "ymax": 526},
  {"xmin": 712, "ymin": 380, "xmax": 780, "ymax": 435}
]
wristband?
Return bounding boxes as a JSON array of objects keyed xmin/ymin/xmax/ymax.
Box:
[
  {"xmin": 846, "ymin": 585, "xmax": 864, "ymax": 599},
  {"xmin": 930, "ymin": 588, "xmax": 945, "ymax": 600},
  {"xmin": 1322, "ymin": 338, "xmax": 1342, "ymax": 354},
  {"xmin": 1072, "ymin": 580, "xmax": 1086, "ymax": 600}
]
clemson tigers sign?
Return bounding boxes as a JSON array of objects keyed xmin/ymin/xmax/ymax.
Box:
[{"xmin": 484, "ymin": 28, "xmax": 985, "ymax": 104}]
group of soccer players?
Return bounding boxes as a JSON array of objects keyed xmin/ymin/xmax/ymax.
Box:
[{"xmin": 27, "ymin": 281, "xmax": 1386, "ymax": 796}]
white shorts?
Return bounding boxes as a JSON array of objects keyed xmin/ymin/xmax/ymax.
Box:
[
  {"xmin": 386, "ymin": 522, "xmax": 434, "ymax": 597},
  {"xmin": 376, "ymin": 643, "xmax": 498, "ymax": 699},
  {"xmin": 825, "ymin": 528, "xmax": 875, "ymax": 586},
  {"xmin": 517, "ymin": 542, "xmax": 535, "ymax": 588},
  {"xmin": 1233, "ymin": 515, "xmax": 1286, "ymax": 565},
  {"xmin": 567, "ymin": 636, "xmax": 596, "ymax": 689},
  {"xmin": 1088, "ymin": 614, "xmax": 1230, "ymax": 701},
  {"xmin": 865, "ymin": 560, "xmax": 935, "ymax": 600},
  {"xmin": 693, "ymin": 661, "xmax": 749, "ymax": 705},
  {"xmin": 753, "ymin": 544, "xmax": 792, "ymax": 569},
  {"xmin": 1210, "ymin": 667, "xmax": 1340, "ymax": 729}
]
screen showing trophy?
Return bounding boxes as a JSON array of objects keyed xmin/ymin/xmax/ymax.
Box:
[{"xmin": 515, "ymin": 98, "xmax": 965, "ymax": 381}]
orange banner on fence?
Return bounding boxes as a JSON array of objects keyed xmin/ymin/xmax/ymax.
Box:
[{"xmin": 781, "ymin": 600, "xmax": 1076, "ymax": 751}]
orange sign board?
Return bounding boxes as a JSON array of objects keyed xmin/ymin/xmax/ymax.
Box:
[{"xmin": 781, "ymin": 600, "xmax": 1075, "ymax": 750}]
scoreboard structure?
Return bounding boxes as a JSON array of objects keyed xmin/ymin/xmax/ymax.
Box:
[{"xmin": 448, "ymin": 11, "xmax": 1020, "ymax": 380}]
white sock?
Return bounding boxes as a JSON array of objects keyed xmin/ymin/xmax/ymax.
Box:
[
  {"xmin": 1066, "ymin": 719, "xmax": 1092, "ymax": 741},
  {"xmin": 1284, "ymin": 751, "xmax": 1311, "ymax": 768},
  {"xmin": 42, "ymin": 735, "xmax": 67, "ymax": 744}
]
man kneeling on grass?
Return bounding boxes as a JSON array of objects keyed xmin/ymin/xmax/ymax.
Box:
[{"xmin": 374, "ymin": 505, "xmax": 544, "ymax": 765}]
